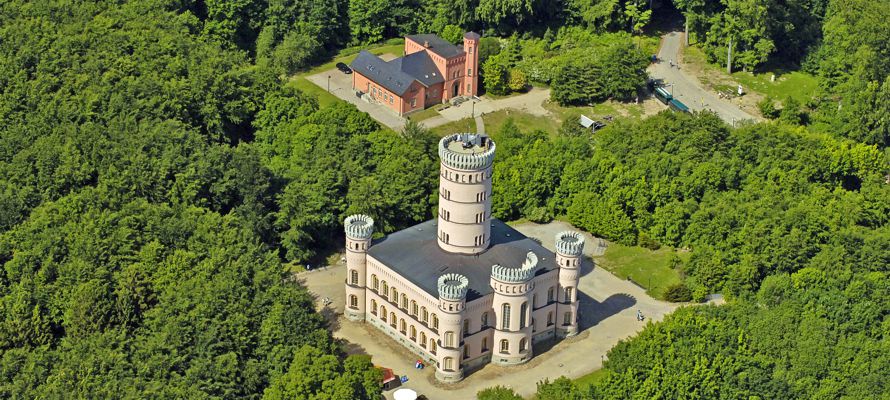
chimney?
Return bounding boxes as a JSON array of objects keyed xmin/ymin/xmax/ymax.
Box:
[{"xmin": 423, "ymin": 40, "xmax": 430, "ymax": 48}]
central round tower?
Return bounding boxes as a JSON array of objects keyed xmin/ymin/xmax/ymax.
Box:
[{"xmin": 437, "ymin": 133, "xmax": 496, "ymax": 254}]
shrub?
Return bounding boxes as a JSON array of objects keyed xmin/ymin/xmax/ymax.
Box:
[
  {"xmin": 638, "ymin": 232, "xmax": 661, "ymax": 250},
  {"xmin": 664, "ymin": 283, "xmax": 693, "ymax": 302},
  {"xmin": 508, "ymin": 68, "xmax": 528, "ymax": 92},
  {"xmin": 758, "ymin": 96, "xmax": 779, "ymax": 119}
]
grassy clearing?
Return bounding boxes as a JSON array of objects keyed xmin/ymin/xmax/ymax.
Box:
[
  {"xmin": 299, "ymin": 41, "xmax": 405, "ymax": 77},
  {"xmin": 682, "ymin": 46, "xmax": 818, "ymax": 102},
  {"xmin": 593, "ymin": 243, "xmax": 687, "ymax": 300}
]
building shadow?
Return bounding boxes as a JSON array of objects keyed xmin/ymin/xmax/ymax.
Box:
[{"xmin": 577, "ymin": 292, "xmax": 636, "ymax": 331}]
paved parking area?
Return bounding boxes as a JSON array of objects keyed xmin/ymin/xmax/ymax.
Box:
[
  {"xmin": 306, "ymin": 54, "xmax": 408, "ymax": 130},
  {"xmin": 299, "ymin": 221, "xmax": 682, "ymax": 399}
]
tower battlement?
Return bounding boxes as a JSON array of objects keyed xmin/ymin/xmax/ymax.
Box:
[
  {"xmin": 344, "ymin": 214, "xmax": 375, "ymax": 239},
  {"xmin": 437, "ymin": 273, "xmax": 469, "ymax": 300},
  {"xmin": 491, "ymin": 251, "xmax": 539, "ymax": 283},
  {"xmin": 555, "ymin": 231, "xmax": 584, "ymax": 257},
  {"xmin": 438, "ymin": 134, "xmax": 496, "ymax": 170}
]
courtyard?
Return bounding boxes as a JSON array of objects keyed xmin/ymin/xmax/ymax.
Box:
[{"xmin": 298, "ymin": 220, "xmax": 684, "ymax": 399}]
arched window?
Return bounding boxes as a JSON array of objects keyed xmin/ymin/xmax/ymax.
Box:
[
  {"xmin": 401, "ymin": 294, "xmax": 408, "ymax": 309},
  {"xmin": 371, "ymin": 274, "xmax": 379, "ymax": 290},
  {"xmin": 500, "ymin": 339, "xmax": 509, "ymax": 353},
  {"xmin": 564, "ymin": 312, "xmax": 573, "ymax": 326},
  {"xmin": 400, "ymin": 319, "xmax": 407, "ymax": 334},
  {"xmin": 443, "ymin": 357, "xmax": 454, "ymax": 371},
  {"xmin": 350, "ymin": 270, "xmax": 358, "ymax": 285},
  {"xmin": 532, "ymin": 294, "xmax": 538, "ymax": 309},
  {"xmin": 381, "ymin": 306, "xmax": 387, "ymax": 322},
  {"xmin": 410, "ymin": 325, "xmax": 416, "ymax": 340},
  {"xmin": 463, "ymin": 345, "xmax": 470, "ymax": 359},
  {"xmin": 432, "ymin": 314, "xmax": 439, "ymax": 330},
  {"xmin": 565, "ymin": 287, "xmax": 574, "ymax": 303},
  {"xmin": 519, "ymin": 302, "xmax": 528, "ymax": 329},
  {"xmin": 547, "ymin": 311, "xmax": 554, "ymax": 326},
  {"xmin": 430, "ymin": 339, "xmax": 437, "ymax": 355},
  {"xmin": 463, "ymin": 319, "xmax": 469, "ymax": 337},
  {"xmin": 370, "ymin": 299, "xmax": 378, "ymax": 315},
  {"xmin": 390, "ymin": 312, "xmax": 396, "ymax": 328},
  {"xmin": 481, "ymin": 312, "xmax": 489, "ymax": 328},
  {"xmin": 421, "ymin": 307, "xmax": 429, "ymax": 323},
  {"xmin": 381, "ymin": 281, "xmax": 389, "ymax": 299},
  {"xmin": 349, "ymin": 295, "xmax": 358, "ymax": 309},
  {"xmin": 482, "ymin": 337, "xmax": 489, "ymax": 352},
  {"xmin": 501, "ymin": 304, "xmax": 511, "ymax": 330},
  {"xmin": 548, "ymin": 286, "xmax": 555, "ymax": 302},
  {"xmin": 420, "ymin": 332, "xmax": 427, "ymax": 347},
  {"xmin": 519, "ymin": 338, "xmax": 527, "ymax": 352},
  {"xmin": 391, "ymin": 288, "xmax": 398, "ymax": 302},
  {"xmin": 411, "ymin": 300, "xmax": 418, "ymax": 316},
  {"xmin": 444, "ymin": 331, "xmax": 455, "ymax": 347}
]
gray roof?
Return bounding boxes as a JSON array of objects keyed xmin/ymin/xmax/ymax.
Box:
[
  {"xmin": 388, "ymin": 51, "xmax": 444, "ymax": 87},
  {"xmin": 406, "ymin": 34, "xmax": 465, "ymax": 58},
  {"xmin": 350, "ymin": 51, "xmax": 414, "ymax": 96},
  {"xmin": 464, "ymin": 31, "xmax": 481, "ymax": 40},
  {"xmin": 367, "ymin": 219, "xmax": 558, "ymax": 301}
]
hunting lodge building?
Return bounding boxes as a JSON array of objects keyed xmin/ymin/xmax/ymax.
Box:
[
  {"xmin": 343, "ymin": 133, "xmax": 585, "ymax": 382},
  {"xmin": 350, "ymin": 32, "xmax": 481, "ymax": 116}
]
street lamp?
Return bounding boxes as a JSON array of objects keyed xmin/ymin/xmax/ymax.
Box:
[
  {"xmin": 327, "ymin": 75, "xmax": 331, "ymax": 93},
  {"xmin": 471, "ymin": 101, "xmax": 475, "ymax": 118}
]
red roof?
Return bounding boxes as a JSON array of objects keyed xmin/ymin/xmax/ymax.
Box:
[{"xmin": 379, "ymin": 367, "xmax": 396, "ymax": 383}]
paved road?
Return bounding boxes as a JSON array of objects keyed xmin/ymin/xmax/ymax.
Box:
[
  {"xmin": 300, "ymin": 221, "xmax": 683, "ymax": 399},
  {"xmin": 649, "ymin": 31, "xmax": 758, "ymax": 125}
]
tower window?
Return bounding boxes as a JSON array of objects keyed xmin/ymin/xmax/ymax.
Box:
[
  {"xmin": 501, "ymin": 303, "xmax": 511, "ymax": 330},
  {"xmin": 519, "ymin": 338, "xmax": 527, "ymax": 352},
  {"xmin": 468, "ymin": 68, "xmax": 472, "ymax": 77},
  {"xmin": 564, "ymin": 312, "xmax": 573, "ymax": 326},
  {"xmin": 350, "ymin": 270, "xmax": 358, "ymax": 285},
  {"xmin": 445, "ymin": 331, "xmax": 455, "ymax": 347},
  {"xmin": 565, "ymin": 287, "xmax": 574, "ymax": 303},
  {"xmin": 500, "ymin": 339, "xmax": 509, "ymax": 353},
  {"xmin": 519, "ymin": 302, "xmax": 528, "ymax": 329},
  {"xmin": 349, "ymin": 295, "xmax": 358, "ymax": 309}
]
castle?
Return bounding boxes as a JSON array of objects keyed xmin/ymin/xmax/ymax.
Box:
[
  {"xmin": 350, "ymin": 32, "xmax": 480, "ymax": 116},
  {"xmin": 343, "ymin": 133, "xmax": 585, "ymax": 382}
]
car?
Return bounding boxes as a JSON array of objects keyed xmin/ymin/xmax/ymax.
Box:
[{"xmin": 336, "ymin": 62, "xmax": 352, "ymax": 74}]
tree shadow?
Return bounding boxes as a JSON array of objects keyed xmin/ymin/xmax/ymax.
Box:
[
  {"xmin": 578, "ymin": 292, "xmax": 637, "ymax": 331},
  {"xmin": 320, "ymin": 305, "xmax": 341, "ymax": 332}
]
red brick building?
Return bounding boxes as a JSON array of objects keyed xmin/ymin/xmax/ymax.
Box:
[{"xmin": 350, "ymin": 32, "xmax": 481, "ymax": 116}]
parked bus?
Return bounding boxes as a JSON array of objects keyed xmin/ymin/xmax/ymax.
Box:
[
  {"xmin": 654, "ymin": 87, "xmax": 672, "ymax": 104},
  {"xmin": 668, "ymin": 98, "xmax": 690, "ymax": 113}
]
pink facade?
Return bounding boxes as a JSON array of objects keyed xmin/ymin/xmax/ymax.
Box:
[
  {"xmin": 351, "ymin": 32, "xmax": 480, "ymax": 116},
  {"xmin": 344, "ymin": 133, "xmax": 585, "ymax": 383}
]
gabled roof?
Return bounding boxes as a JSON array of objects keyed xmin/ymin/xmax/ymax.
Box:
[
  {"xmin": 350, "ymin": 51, "xmax": 414, "ymax": 96},
  {"xmin": 388, "ymin": 51, "xmax": 444, "ymax": 87},
  {"xmin": 406, "ymin": 34, "xmax": 465, "ymax": 58},
  {"xmin": 366, "ymin": 219, "xmax": 558, "ymax": 302}
]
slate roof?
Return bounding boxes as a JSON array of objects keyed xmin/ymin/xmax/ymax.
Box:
[
  {"xmin": 463, "ymin": 31, "xmax": 481, "ymax": 40},
  {"xmin": 388, "ymin": 51, "xmax": 445, "ymax": 87},
  {"xmin": 350, "ymin": 51, "xmax": 414, "ymax": 96},
  {"xmin": 367, "ymin": 219, "xmax": 558, "ymax": 302},
  {"xmin": 406, "ymin": 34, "xmax": 465, "ymax": 58}
]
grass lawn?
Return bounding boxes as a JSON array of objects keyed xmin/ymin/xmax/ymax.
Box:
[
  {"xmin": 682, "ymin": 45, "xmax": 818, "ymax": 103},
  {"xmin": 428, "ymin": 117, "xmax": 477, "ymax": 137},
  {"xmin": 593, "ymin": 243, "xmax": 687, "ymax": 300},
  {"xmin": 574, "ymin": 368, "xmax": 610, "ymax": 389},
  {"xmin": 406, "ymin": 106, "xmax": 441, "ymax": 122},
  {"xmin": 299, "ymin": 41, "xmax": 405, "ymax": 77},
  {"xmin": 291, "ymin": 76, "xmax": 342, "ymax": 108},
  {"xmin": 483, "ymin": 109, "xmax": 560, "ymax": 135}
]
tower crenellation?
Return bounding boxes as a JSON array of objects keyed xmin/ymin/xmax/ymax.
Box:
[
  {"xmin": 437, "ymin": 273, "xmax": 470, "ymax": 301},
  {"xmin": 344, "ymin": 214, "xmax": 375, "ymax": 240},
  {"xmin": 491, "ymin": 252, "xmax": 539, "ymax": 283},
  {"xmin": 555, "ymin": 231, "xmax": 584, "ymax": 257}
]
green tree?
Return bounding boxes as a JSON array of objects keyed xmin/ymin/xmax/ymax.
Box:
[{"xmin": 477, "ymin": 386, "xmax": 523, "ymax": 400}]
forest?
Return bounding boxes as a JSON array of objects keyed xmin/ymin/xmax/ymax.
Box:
[{"xmin": 0, "ymin": 0, "xmax": 887, "ymax": 398}]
